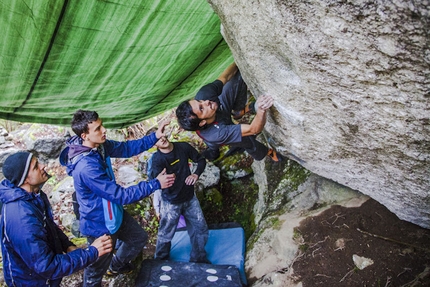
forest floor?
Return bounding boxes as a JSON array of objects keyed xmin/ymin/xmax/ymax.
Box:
[{"xmin": 292, "ymin": 198, "xmax": 430, "ymax": 287}]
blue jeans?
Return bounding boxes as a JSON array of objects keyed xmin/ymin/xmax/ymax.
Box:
[
  {"xmin": 83, "ymin": 211, "xmax": 147, "ymax": 287},
  {"xmin": 155, "ymin": 195, "xmax": 209, "ymax": 262}
]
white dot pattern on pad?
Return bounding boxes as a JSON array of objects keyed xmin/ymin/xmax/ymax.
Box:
[
  {"xmin": 206, "ymin": 268, "xmax": 217, "ymax": 274},
  {"xmin": 207, "ymin": 275, "xmax": 218, "ymax": 282},
  {"xmin": 160, "ymin": 274, "xmax": 171, "ymax": 281},
  {"xmin": 161, "ymin": 265, "xmax": 172, "ymax": 272}
]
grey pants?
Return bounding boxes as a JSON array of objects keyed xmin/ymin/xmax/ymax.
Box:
[{"xmin": 155, "ymin": 195, "xmax": 209, "ymax": 262}]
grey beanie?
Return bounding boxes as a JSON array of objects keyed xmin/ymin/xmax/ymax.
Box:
[{"xmin": 2, "ymin": 151, "xmax": 33, "ymax": 187}]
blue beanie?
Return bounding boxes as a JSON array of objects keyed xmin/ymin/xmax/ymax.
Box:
[{"xmin": 2, "ymin": 151, "xmax": 33, "ymax": 187}]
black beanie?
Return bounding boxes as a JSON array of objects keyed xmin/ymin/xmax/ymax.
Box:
[{"xmin": 2, "ymin": 151, "xmax": 33, "ymax": 187}]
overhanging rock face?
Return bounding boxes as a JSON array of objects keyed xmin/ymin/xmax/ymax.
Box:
[{"xmin": 209, "ymin": 0, "xmax": 429, "ymax": 228}]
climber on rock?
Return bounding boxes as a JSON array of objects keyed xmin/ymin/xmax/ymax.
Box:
[{"xmin": 176, "ymin": 62, "xmax": 281, "ymax": 162}]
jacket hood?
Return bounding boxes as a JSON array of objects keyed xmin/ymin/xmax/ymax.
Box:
[
  {"xmin": 0, "ymin": 179, "xmax": 32, "ymax": 204},
  {"xmin": 60, "ymin": 135, "xmax": 93, "ymax": 176}
]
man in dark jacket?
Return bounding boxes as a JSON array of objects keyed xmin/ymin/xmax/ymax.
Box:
[
  {"xmin": 60, "ymin": 110, "xmax": 175, "ymax": 287},
  {"xmin": 150, "ymin": 133, "xmax": 209, "ymax": 263},
  {"xmin": 0, "ymin": 151, "xmax": 113, "ymax": 287}
]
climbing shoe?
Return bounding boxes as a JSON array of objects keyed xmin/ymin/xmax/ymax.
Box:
[
  {"xmin": 267, "ymin": 148, "xmax": 283, "ymax": 162},
  {"xmin": 232, "ymin": 102, "xmax": 256, "ymax": 120}
]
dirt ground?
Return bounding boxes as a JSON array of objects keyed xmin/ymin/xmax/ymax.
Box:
[{"xmin": 292, "ymin": 198, "xmax": 430, "ymax": 287}]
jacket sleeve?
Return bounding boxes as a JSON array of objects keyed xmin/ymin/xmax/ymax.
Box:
[
  {"xmin": 2, "ymin": 202, "xmax": 98, "ymax": 280},
  {"xmin": 103, "ymin": 133, "xmax": 158, "ymax": 158},
  {"xmin": 77, "ymin": 157, "xmax": 160, "ymax": 205},
  {"xmin": 185, "ymin": 143, "xmax": 206, "ymax": 176}
]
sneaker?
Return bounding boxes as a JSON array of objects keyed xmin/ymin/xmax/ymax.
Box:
[
  {"xmin": 267, "ymin": 148, "xmax": 283, "ymax": 162},
  {"xmin": 106, "ymin": 262, "xmax": 134, "ymax": 276},
  {"xmin": 232, "ymin": 102, "xmax": 256, "ymax": 120}
]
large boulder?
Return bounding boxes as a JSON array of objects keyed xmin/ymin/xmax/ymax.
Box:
[
  {"xmin": 12, "ymin": 123, "xmax": 69, "ymax": 162},
  {"xmin": 209, "ymin": 0, "xmax": 429, "ymax": 228}
]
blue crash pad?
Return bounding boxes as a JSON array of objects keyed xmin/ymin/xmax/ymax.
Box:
[{"xmin": 169, "ymin": 222, "xmax": 247, "ymax": 285}]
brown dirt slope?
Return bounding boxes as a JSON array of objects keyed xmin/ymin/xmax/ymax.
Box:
[{"xmin": 293, "ymin": 199, "xmax": 430, "ymax": 287}]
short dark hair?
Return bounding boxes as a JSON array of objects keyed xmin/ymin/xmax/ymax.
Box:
[
  {"xmin": 71, "ymin": 110, "xmax": 99, "ymax": 137},
  {"xmin": 176, "ymin": 101, "xmax": 202, "ymax": 131}
]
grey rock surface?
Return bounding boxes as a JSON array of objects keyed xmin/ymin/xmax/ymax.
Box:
[
  {"xmin": 14, "ymin": 123, "xmax": 68, "ymax": 161},
  {"xmin": 118, "ymin": 165, "xmax": 142, "ymax": 186},
  {"xmin": 209, "ymin": 0, "xmax": 430, "ymax": 228}
]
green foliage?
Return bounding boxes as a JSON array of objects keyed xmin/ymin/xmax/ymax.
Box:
[
  {"xmin": 47, "ymin": 174, "xmax": 60, "ymax": 187},
  {"xmin": 200, "ymin": 177, "xmax": 259, "ymax": 240},
  {"xmin": 70, "ymin": 237, "xmax": 88, "ymax": 247}
]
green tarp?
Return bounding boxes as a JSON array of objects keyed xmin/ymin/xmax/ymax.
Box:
[{"xmin": 0, "ymin": 0, "xmax": 232, "ymax": 128}]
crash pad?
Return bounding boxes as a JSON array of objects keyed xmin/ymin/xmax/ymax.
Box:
[
  {"xmin": 135, "ymin": 259, "xmax": 242, "ymax": 287},
  {"xmin": 169, "ymin": 222, "xmax": 247, "ymax": 285}
]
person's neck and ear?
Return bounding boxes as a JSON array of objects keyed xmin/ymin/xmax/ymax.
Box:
[
  {"xmin": 81, "ymin": 131, "xmax": 93, "ymax": 148},
  {"xmin": 20, "ymin": 179, "xmax": 40, "ymax": 194},
  {"xmin": 198, "ymin": 119, "xmax": 207, "ymax": 128},
  {"xmin": 81, "ymin": 128, "xmax": 99, "ymax": 149},
  {"xmin": 196, "ymin": 112, "xmax": 216, "ymax": 128},
  {"xmin": 20, "ymin": 157, "xmax": 42, "ymax": 194}
]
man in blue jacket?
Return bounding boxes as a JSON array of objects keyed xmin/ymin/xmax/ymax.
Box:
[
  {"xmin": 60, "ymin": 110, "xmax": 175, "ymax": 287},
  {"xmin": 0, "ymin": 151, "xmax": 113, "ymax": 287}
]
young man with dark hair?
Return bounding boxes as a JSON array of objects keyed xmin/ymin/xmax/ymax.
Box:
[
  {"xmin": 150, "ymin": 131, "xmax": 209, "ymax": 263},
  {"xmin": 0, "ymin": 151, "xmax": 113, "ymax": 287},
  {"xmin": 60, "ymin": 110, "xmax": 176, "ymax": 287},
  {"xmin": 176, "ymin": 62, "xmax": 280, "ymax": 162}
]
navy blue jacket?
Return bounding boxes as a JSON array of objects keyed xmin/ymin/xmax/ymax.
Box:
[{"xmin": 0, "ymin": 179, "xmax": 98, "ymax": 287}]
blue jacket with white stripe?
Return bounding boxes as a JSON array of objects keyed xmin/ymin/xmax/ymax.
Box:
[{"xmin": 0, "ymin": 180, "xmax": 98, "ymax": 287}]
